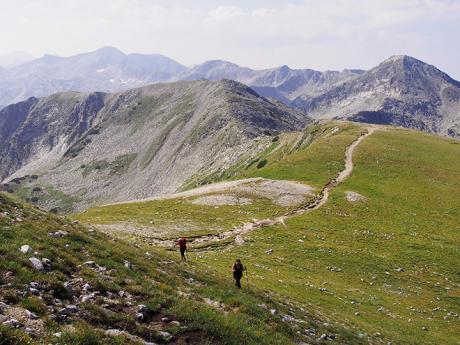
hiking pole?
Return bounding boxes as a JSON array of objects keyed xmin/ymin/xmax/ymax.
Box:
[{"xmin": 245, "ymin": 265, "xmax": 250, "ymax": 292}]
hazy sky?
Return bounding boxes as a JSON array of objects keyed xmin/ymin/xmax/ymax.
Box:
[{"xmin": 1, "ymin": 0, "xmax": 460, "ymax": 78}]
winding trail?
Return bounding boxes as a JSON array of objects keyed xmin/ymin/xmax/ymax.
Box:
[{"xmin": 142, "ymin": 127, "xmax": 377, "ymax": 249}]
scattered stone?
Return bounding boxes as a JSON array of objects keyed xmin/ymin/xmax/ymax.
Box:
[
  {"xmin": 2, "ymin": 318, "xmax": 21, "ymax": 328},
  {"xmin": 20, "ymin": 245, "xmax": 31, "ymax": 254},
  {"xmin": 81, "ymin": 294, "xmax": 94, "ymax": 303},
  {"xmin": 265, "ymin": 248, "xmax": 273, "ymax": 254},
  {"xmin": 0, "ymin": 302, "xmax": 8, "ymax": 313},
  {"xmin": 124, "ymin": 260, "xmax": 132, "ymax": 270},
  {"xmin": 53, "ymin": 332, "xmax": 62, "ymax": 338},
  {"xmin": 118, "ymin": 291, "xmax": 131, "ymax": 299},
  {"xmin": 158, "ymin": 331, "xmax": 172, "ymax": 341},
  {"xmin": 161, "ymin": 317, "xmax": 170, "ymax": 323},
  {"xmin": 24, "ymin": 327, "xmax": 37, "ymax": 336},
  {"xmin": 138, "ymin": 304, "xmax": 149, "ymax": 313},
  {"xmin": 82, "ymin": 283, "xmax": 92, "ymax": 291},
  {"xmin": 170, "ymin": 320, "xmax": 180, "ymax": 326},
  {"xmin": 49, "ymin": 230, "xmax": 68, "ymax": 238},
  {"xmin": 83, "ymin": 261, "xmax": 96, "ymax": 267},
  {"xmin": 59, "ymin": 305, "xmax": 79, "ymax": 316},
  {"xmin": 396, "ymin": 267, "xmax": 404, "ymax": 272},
  {"xmin": 281, "ymin": 314, "xmax": 295, "ymax": 323},
  {"xmin": 29, "ymin": 288, "xmax": 40, "ymax": 295},
  {"xmin": 317, "ymin": 333, "xmax": 335, "ymax": 342},
  {"xmin": 355, "ymin": 312, "xmax": 360, "ymax": 316},
  {"xmin": 422, "ymin": 326, "xmax": 428, "ymax": 331},
  {"xmin": 41, "ymin": 258, "xmax": 52, "ymax": 269},
  {"xmin": 234, "ymin": 235, "xmax": 244, "ymax": 245},
  {"xmin": 270, "ymin": 309, "xmax": 277, "ymax": 315},
  {"xmin": 25, "ymin": 310, "xmax": 38, "ymax": 320},
  {"xmin": 29, "ymin": 282, "xmax": 41, "ymax": 289},
  {"xmin": 106, "ymin": 329, "xmax": 158, "ymax": 345},
  {"xmin": 63, "ymin": 282, "xmax": 74, "ymax": 297},
  {"xmin": 28, "ymin": 257, "xmax": 44, "ymax": 271}
]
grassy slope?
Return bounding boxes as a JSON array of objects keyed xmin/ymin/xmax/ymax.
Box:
[
  {"xmin": 0, "ymin": 192, "xmax": 303, "ymax": 345},
  {"xmin": 74, "ymin": 123, "xmax": 362, "ymax": 242},
  {"xmin": 74, "ymin": 123, "xmax": 460, "ymax": 344},
  {"xmin": 240, "ymin": 122, "xmax": 364, "ymax": 188},
  {"xmin": 181, "ymin": 122, "xmax": 363, "ymax": 191},
  {"xmin": 75, "ymin": 193, "xmax": 288, "ymax": 240},
  {"xmin": 197, "ymin": 128, "xmax": 460, "ymax": 344}
]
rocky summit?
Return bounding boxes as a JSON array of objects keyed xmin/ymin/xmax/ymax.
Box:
[{"xmin": 292, "ymin": 55, "xmax": 460, "ymax": 138}]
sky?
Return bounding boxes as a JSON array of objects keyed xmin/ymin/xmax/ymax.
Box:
[{"xmin": 1, "ymin": 0, "xmax": 460, "ymax": 79}]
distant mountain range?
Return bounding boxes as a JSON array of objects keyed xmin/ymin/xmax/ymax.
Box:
[
  {"xmin": 0, "ymin": 47, "xmax": 187, "ymax": 106},
  {"xmin": 0, "ymin": 47, "xmax": 459, "ymax": 137}
]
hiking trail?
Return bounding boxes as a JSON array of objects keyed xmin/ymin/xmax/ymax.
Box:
[{"xmin": 132, "ymin": 127, "xmax": 376, "ymax": 249}]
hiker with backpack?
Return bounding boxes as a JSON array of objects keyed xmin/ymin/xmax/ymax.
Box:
[
  {"xmin": 175, "ymin": 237, "xmax": 187, "ymax": 262},
  {"xmin": 232, "ymin": 259, "xmax": 245, "ymax": 288}
]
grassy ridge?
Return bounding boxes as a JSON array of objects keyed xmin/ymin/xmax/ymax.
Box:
[
  {"xmin": 240, "ymin": 122, "xmax": 364, "ymax": 188},
  {"xmin": 180, "ymin": 122, "xmax": 361, "ymax": 191}
]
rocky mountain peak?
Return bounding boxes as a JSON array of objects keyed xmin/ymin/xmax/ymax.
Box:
[{"xmin": 371, "ymin": 55, "xmax": 458, "ymax": 85}]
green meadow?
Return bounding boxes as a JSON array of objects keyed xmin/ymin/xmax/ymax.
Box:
[{"xmin": 76, "ymin": 123, "xmax": 460, "ymax": 344}]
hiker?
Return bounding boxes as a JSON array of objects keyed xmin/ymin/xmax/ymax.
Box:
[
  {"xmin": 232, "ymin": 259, "xmax": 245, "ymax": 288},
  {"xmin": 175, "ymin": 237, "xmax": 187, "ymax": 262}
]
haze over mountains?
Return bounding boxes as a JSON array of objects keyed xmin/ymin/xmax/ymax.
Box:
[
  {"xmin": 0, "ymin": 47, "xmax": 459, "ymax": 138},
  {"xmin": 0, "ymin": 51, "xmax": 35, "ymax": 68}
]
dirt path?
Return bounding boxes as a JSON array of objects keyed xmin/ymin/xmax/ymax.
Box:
[{"xmin": 138, "ymin": 127, "xmax": 376, "ymax": 250}]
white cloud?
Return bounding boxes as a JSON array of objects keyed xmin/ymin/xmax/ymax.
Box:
[{"xmin": 0, "ymin": 0, "xmax": 459, "ymax": 78}]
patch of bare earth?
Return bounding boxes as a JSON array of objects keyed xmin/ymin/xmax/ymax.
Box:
[
  {"xmin": 106, "ymin": 178, "xmax": 315, "ymax": 208},
  {"xmin": 191, "ymin": 195, "xmax": 252, "ymax": 206},
  {"xmin": 184, "ymin": 179, "xmax": 315, "ymax": 207},
  {"xmin": 236, "ymin": 179, "xmax": 315, "ymax": 207}
]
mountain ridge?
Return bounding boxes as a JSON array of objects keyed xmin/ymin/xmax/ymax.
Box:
[
  {"xmin": 1, "ymin": 48, "xmax": 459, "ymax": 138},
  {"xmin": 292, "ymin": 55, "xmax": 460, "ymax": 137},
  {"xmin": 0, "ymin": 79, "xmax": 310, "ymax": 211}
]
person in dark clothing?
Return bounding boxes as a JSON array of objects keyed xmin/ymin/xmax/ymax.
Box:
[
  {"xmin": 232, "ymin": 259, "xmax": 245, "ymax": 288},
  {"xmin": 175, "ymin": 237, "xmax": 187, "ymax": 262}
]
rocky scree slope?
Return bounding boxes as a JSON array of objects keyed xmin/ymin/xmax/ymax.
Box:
[
  {"xmin": 292, "ymin": 55, "xmax": 460, "ymax": 138},
  {"xmin": 0, "ymin": 79, "xmax": 309, "ymax": 211}
]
